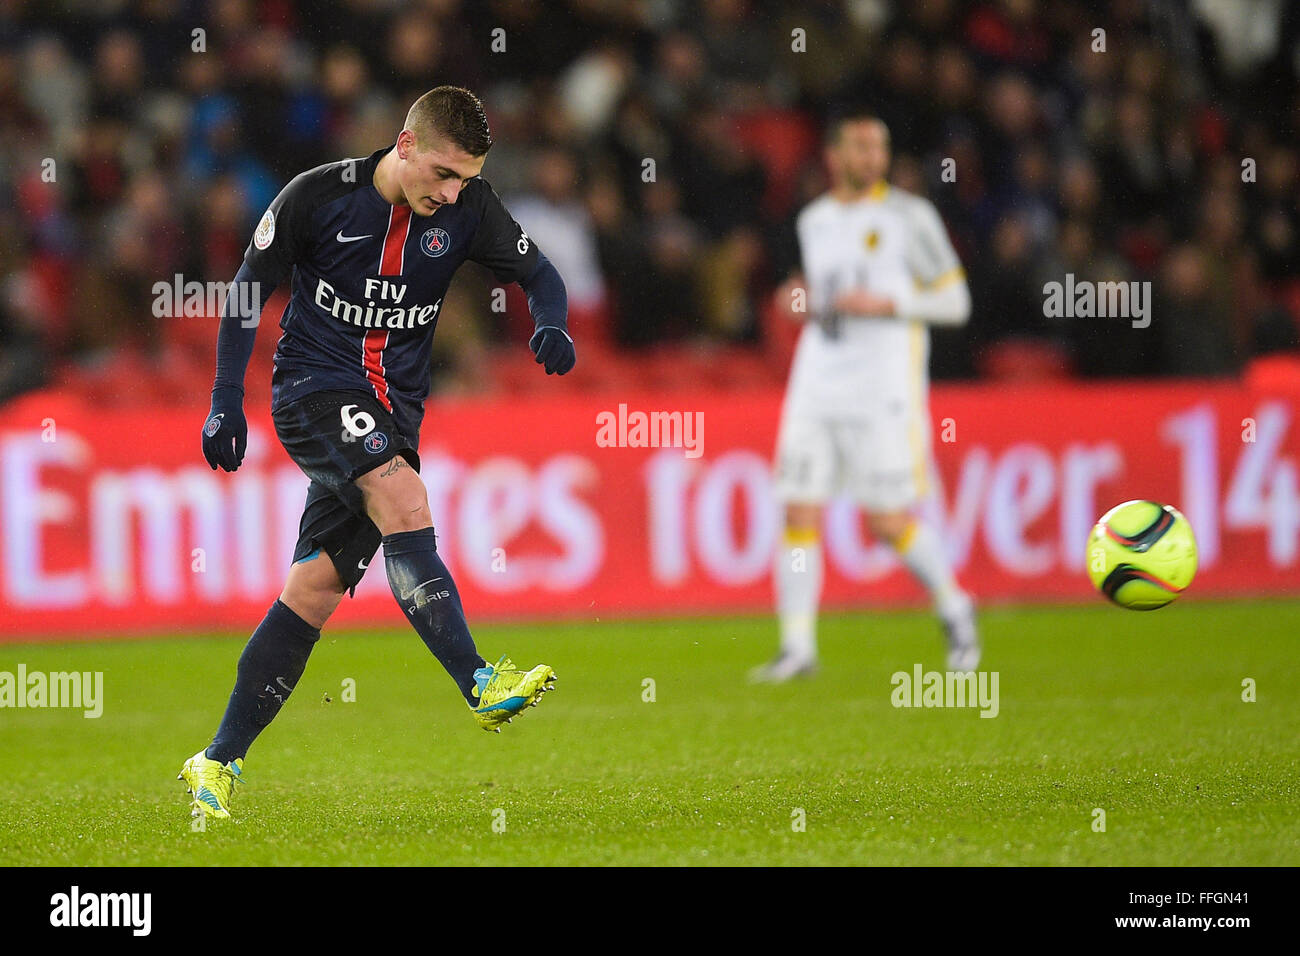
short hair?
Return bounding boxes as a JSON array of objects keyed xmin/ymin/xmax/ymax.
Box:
[
  {"xmin": 826, "ymin": 112, "xmax": 890, "ymax": 147},
  {"xmin": 405, "ymin": 86, "xmax": 493, "ymax": 156}
]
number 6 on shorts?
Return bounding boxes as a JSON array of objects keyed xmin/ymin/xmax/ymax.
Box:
[{"xmin": 341, "ymin": 403, "xmax": 376, "ymax": 438}]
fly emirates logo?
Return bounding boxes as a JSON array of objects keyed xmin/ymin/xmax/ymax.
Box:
[{"xmin": 314, "ymin": 277, "xmax": 443, "ymax": 329}]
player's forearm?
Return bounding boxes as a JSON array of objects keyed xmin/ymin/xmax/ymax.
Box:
[
  {"xmin": 213, "ymin": 262, "xmax": 276, "ymax": 395},
  {"xmin": 897, "ymin": 279, "xmax": 971, "ymax": 327},
  {"xmin": 518, "ymin": 251, "xmax": 569, "ymax": 334}
]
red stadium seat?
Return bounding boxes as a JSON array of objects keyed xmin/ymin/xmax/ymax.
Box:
[
  {"xmin": 733, "ymin": 109, "xmax": 819, "ymax": 220},
  {"xmin": 977, "ymin": 338, "xmax": 1074, "ymax": 381}
]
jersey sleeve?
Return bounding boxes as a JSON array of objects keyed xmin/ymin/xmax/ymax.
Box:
[
  {"xmin": 466, "ymin": 179, "xmax": 540, "ymax": 283},
  {"xmin": 243, "ymin": 172, "xmax": 317, "ymax": 286},
  {"xmin": 906, "ymin": 200, "xmax": 964, "ymax": 288}
]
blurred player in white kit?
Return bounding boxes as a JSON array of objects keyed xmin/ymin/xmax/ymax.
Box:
[{"xmin": 755, "ymin": 114, "xmax": 980, "ymax": 682}]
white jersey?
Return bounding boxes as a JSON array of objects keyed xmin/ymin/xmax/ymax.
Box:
[{"xmin": 783, "ymin": 183, "xmax": 963, "ymax": 420}]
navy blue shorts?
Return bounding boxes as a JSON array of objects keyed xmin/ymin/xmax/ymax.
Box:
[{"xmin": 272, "ymin": 389, "xmax": 418, "ymax": 592}]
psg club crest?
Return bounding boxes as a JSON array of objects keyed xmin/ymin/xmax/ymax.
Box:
[
  {"xmin": 420, "ymin": 227, "xmax": 450, "ymax": 258},
  {"xmin": 364, "ymin": 432, "xmax": 389, "ymax": 454}
]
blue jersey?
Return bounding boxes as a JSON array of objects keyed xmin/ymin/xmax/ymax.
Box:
[{"xmin": 244, "ymin": 145, "xmax": 538, "ymax": 441}]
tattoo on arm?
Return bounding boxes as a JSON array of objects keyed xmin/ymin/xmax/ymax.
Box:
[{"xmin": 379, "ymin": 456, "xmax": 407, "ymax": 477}]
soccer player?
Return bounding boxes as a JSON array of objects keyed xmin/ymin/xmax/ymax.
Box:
[
  {"xmin": 179, "ymin": 87, "xmax": 574, "ymax": 820},
  {"xmin": 753, "ymin": 114, "xmax": 979, "ymax": 682}
]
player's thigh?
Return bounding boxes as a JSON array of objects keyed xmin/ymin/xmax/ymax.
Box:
[{"xmin": 774, "ymin": 414, "xmax": 836, "ymax": 506}]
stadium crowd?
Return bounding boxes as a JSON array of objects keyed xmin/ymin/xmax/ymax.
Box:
[{"xmin": 1, "ymin": 0, "xmax": 1298, "ymax": 404}]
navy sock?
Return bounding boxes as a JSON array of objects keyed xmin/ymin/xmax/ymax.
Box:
[
  {"xmin": 382, "ymin": 528, "xmax": 486, "ymax": 705},
  {"xmin": 206, "ymin": 600, "xmax": 320, "ymax": 765}
]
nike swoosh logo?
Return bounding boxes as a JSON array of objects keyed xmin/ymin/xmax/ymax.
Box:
[
  {"xmin": 275, "ymin": 677, "xmax": 294, "ymax": 692},
  {"xmin": 400, "ymin": 577, "xmax": 443, "ymax": 601},
  {"xmin": 336, "ymin": 231, "xmax": 373, "ymax": 243},
  {"xmin": 357, "ymin": 558, "xmax": 369, "ymax": 571}
]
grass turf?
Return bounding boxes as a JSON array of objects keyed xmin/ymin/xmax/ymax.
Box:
[{"xmin": 1, "ymin": 599, "xmax": 1297, "ymax": 866}]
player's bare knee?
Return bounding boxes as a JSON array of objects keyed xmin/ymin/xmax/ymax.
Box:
[
  {"xmin": 365, "ymin": 487, "xmax": 432, "ymax": 533},
  {"xmin": 281, "ymin": 555, "xmax": 345, "ymax": 628},
  {"xmin": 785, "ymin": 502, "xmax": 822, "ymax": 533},
  {"xmin": 357, "ymin": 457, "xmax": 432, "ymax": 534},
  {"xmin": 866, "ymin": 511, "xmax": 910, "ymax": 546},
  {"xmin": 284, "ymin": 590, "xmax": 341, "ymax": 629},
  {"xmin": 375, "ymin": 500, "xmax": 433, "ymax": 534}
]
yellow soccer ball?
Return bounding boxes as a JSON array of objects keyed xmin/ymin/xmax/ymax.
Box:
[{"xmin": 1086, "ymin": 500, "xmax": 1198, "ymax": 609}]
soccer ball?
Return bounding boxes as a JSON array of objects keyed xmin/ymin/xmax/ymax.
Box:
[{"xmin": 1086, "ymin": 500, "xmax": 1198, "ymax": 610}]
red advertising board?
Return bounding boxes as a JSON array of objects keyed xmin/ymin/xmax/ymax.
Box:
[{"xmin": 1, "ymin": 380, "xmax": 1298, "ymax": 639}]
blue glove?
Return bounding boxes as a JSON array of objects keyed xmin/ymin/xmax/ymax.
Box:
[
  {"xmin": 529, "ymin": 326, "xmax": 576, "ymax": 375},
  {"xmin": 202, "ymin": 386, "xmax": 248, "ymax": 472}
]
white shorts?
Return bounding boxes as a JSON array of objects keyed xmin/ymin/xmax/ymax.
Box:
[{"xmin": 774, "ymin": 407, "xmax": 930, "ymax": 512}]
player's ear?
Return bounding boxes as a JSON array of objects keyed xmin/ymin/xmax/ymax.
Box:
[{"xmin": 395, "ymin": 129, "xmax": 417, "ymax": 159}]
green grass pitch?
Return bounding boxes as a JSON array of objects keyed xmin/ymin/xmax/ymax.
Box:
[{"xmin": 1, "ymin": 599, "xmax": 1297, "ymax": 866}]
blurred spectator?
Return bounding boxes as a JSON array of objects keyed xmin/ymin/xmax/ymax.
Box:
[
  {"xmin": 1156, "ymin": 243, "xmax": 1242, "ymax": 376},
  {"xmin": 1249, "ymin": 145, "xmax": 1300, "ymax": 282},
  {"xmin": 625, "ymin": 177, "xmax": 705, "ymax": 347},
  {"xmin": 508, "ymin": 146, "xmax": 606, "ymax": 317}
]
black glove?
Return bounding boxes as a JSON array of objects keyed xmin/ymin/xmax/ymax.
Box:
[
  {"xmin": 529, "ymin": 326, "xmax": 576, "ymax": 375},
  {"xmin": 201, "ymin": 386, "xmax": 248, "ymax": 472}
]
